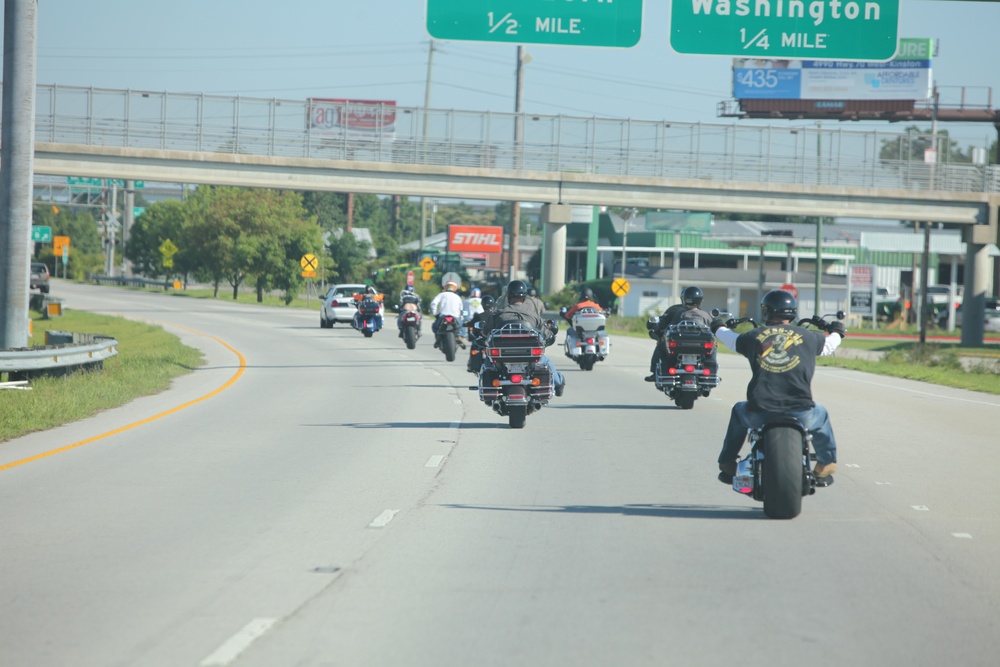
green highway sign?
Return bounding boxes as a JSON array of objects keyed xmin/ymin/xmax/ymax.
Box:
[
  {"xmin": 31, "ymin": 226, "xmax": 53, "ymax": 243},
  {"xmin": 427, "ymin": 0, "xmax": 643, "ymax": 47},
  {"xmin": 66, "ymin": 177, "xmax": 145, "ymax": 188},
  {"xmin": 670, "ymin": 0, "xmax": 899, "ymax": 60}
]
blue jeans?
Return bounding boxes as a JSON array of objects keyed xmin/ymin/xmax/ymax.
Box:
[{"xmin": 719, "ymin": 402, "xmax": 837, "ymax": 466}]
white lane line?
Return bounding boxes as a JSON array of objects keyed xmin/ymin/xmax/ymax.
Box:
[
  {"xmin": 876, "ymin": 481, "xmax": 893, "ymax": 485},
  {"xmin": 829, "ymin": 372, "xmax": 1000, "ymax": 407},
  {"xmin": 368, "ymin": 509, "xmax": 399, "ymax": 528},
  {"xmin": 426, "ymin": 455, "xmax": 445, "ymax": 468},
  {"xmin": 453, "ymin": 399, "xmax": 462, "ymax": 405},
  {"xmin": 952, "ymin": 533, "xmax": 973, "ymax": 539},
  {"xmin": 912, "ymin": 505, "xmax": 930, "ymax": 511},
  {"xmin": 845, "ymin": 463, "xmax": 861, "ymax": 468},
  {"xmin": 200, "ymin": 617, "xmax": 277, "ymax": 666}
]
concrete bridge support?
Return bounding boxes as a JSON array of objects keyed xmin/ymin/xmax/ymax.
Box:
[
  {"xmin": 960, "ymin": 214, "xmax": 999, "ymax": 347},
  {"xmin": 540, "ymin": 204, "xmax": 572, "ymax": 296}
]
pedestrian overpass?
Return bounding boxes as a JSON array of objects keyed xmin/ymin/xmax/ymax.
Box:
[{"xmin": 29, "ymin": 84, "xmax": 1000, "ymax": 343}]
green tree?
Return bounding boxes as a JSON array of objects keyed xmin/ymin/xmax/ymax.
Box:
[
  {"xmin": 32, "ymin": 203, "xmax": 105, "ymax": 279},
  {"xmin": 326, "ymin": 229, "xmax": 372, "ymax": 283},
  {"xmin": 879, "ymin": 125, "xmax": 969, "ymax": 163},
  {"xmin": 125, "ymin": 200, "xmax": 187, "ymax": 279}
]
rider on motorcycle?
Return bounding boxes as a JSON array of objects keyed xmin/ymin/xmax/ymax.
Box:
[
  {"xmin": 396, "ymin": 285, "xmax": 422, "ymax": 338},
  {"xmin": 352, "ymin": 285, "xmax": 384, "ymax": 331},
  {"xmin": 711, "ymin": 289, "xmax": 846, "ymax": 484},
  {"xmin": 644, "ymin": 286, "xmax": 714, "ymax": 382},
  {"xmin": 430, "ymin": 280, "xmax": 466, "ymax": 349},
  {"xmin": 563, "ymin": 287, "xmax": 604, "ymax": 347},
  {"xmin": 483, "ymin": 280, "xmax": 566, "ymax": 397}
]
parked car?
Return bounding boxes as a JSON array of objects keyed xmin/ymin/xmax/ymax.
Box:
[
  {"xmin": 937, "ymin": 298, "xmax": 1000, "ymax": 329},
  {"xmin": 320, "ymin": 283, "xmax": 369, "ymax": 328},
  {"xmin": 985, "ymin": 310, "xmax": 1000, "ymax": 334},
  {"xmin": 30, "ymin": 262, "xmax": 50, "ymax": 294}
]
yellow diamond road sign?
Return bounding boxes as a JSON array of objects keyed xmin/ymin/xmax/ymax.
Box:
[
  {"xmin": 612, "ymin": 278, "xmax": 631, "ymax": 297},
  {"xmin": 419, "ymin": 257, "xmax": 435, "ymax": 271},
  {"xmin": 300, "ymin": 253, "xmax": 318, "ymax": 271}
]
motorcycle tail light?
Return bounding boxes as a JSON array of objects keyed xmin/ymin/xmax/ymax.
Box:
[
  {"xmin": 704, "ymin": 341, "xmax": 714, "ymax": 350},
  {"xmin": 531, "ymin": 348, "xmax": 543, "ymax": 356},
  {"xmin": 531, "ymin": 378, "xmax": 540, "ymax": 386},
  {"xmin": 668, "ymin": 340, "xmax": 678, "ymax": 349},
  {"xmin": 471, "ymin": 349, "xmax": 479, "ymax": 356},
  {"xmin": 587, "ymin": 338, "xmax": 594, "ymax": 344},
  {"xmin": 703, "ymin": 368, "xmax": 711, "ymax": 375},
  {"xmin": 575, "ymin": 341, "xmax": 582, "ymax": 347},
  {"xmin": 668, "ymin": 367, "xmax": 677, "ymax": 375},
  {"xmin": 685, "ymin": 365, "xmax": 695, "ymax": 373},
  {"xmin": 489, "ymin": 349, "xmax": 500, "ymax": 357},
  {"xmin": 511, "ymin": 374, "xmax": 523, "ymax": 383},
  {"xmin": 492, "ymin": 379, "xmax": 502, "ymax": 387}
]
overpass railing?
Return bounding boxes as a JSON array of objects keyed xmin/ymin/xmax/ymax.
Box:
[{"xmin": 32, "ymin": 84, "xmax": 1000, "ymax": 194}]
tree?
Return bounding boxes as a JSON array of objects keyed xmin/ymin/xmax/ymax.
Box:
[
  {"xmin": 125, "ymin": 200, "xmax": 187, "ymax": 279},
  {"xmin": 327, "ymin": 230, "xmax": 372, "ymax": 283},
  {"xmin": 32, "ymin": 203, "xmax": 104, "ymax": 279},
  {"xmin": 879, "ymin": 125, "xmax": 970, "ymax": 164}
]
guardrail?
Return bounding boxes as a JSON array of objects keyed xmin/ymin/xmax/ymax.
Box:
[
  {"xmin": 88, "ymin": 274, "xmax": 174, "ymax": 290},
  {"xmin": 0, "ymin": 332, "xmax": 119, "ymax": 383}
]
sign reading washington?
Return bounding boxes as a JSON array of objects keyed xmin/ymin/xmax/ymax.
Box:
[{"xmin": 670, "ymin": 0, "xmax": 899, "ymax": 60}]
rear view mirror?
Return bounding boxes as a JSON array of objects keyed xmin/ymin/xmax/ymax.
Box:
[{"xmin": 836, "ymin": 310, "xmax": 846, "ymax": 320}]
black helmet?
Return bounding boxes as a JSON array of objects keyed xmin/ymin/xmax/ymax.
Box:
[
  {"xmin": 761, "ymin": 289, "xmax": 797, "ymax": 322},
  {"xmin": 481, "ymin": 295, "xmax": 496, "ymax": 311},
  {"xmin": 528, "ymin": 287, "xmax": 538, "ymax": 297},
  {"xmin": 682, "ymin": 286, "xmax": 704, "ymax": 307},
  {"xmin": 506, "ymin": 280, "xmax": 529, "ymax": 300},
  {"xmin": 580, "ymin": 287, "xmax": 595, "ymax": 301}
]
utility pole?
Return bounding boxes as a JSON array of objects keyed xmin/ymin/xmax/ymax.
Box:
[
  {"xmin": 0, "ymin": 0, "xmax": 38, "ymax": 350},
  {"xmin": 420, "ymin": 40, "xmax": 435, "ymax": 257},
  {"xmin": 509, "ymin": 45, "xmax": 525, "ymax": 282}
]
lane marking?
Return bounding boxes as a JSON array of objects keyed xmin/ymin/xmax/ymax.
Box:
[
  {"xmin": 426, "ymin": 455, "xmax": 445, "ymax": 468},
  {"xmin": 1, "ymin": 326, "xmax": 247, "ymax": 472},
  {"xmin": 368, "ymin": 509, "xmax": 399, "ymax": 528},
  {"xmin": 952, "ymin": 533, "xmax": 973, "ymax": 539},
  {"xmin": 912, "ymin": 505, "xmax": 930, "ymax": 511},
  {"xmin": 876, "ymin": 481, "xmax": 893, "ymax": 485},
  {"xmin": 200, "ymin": 617, "xmax": 277, "ymax": 666},
  {"xmin": 828, "ymin": 371, "xmax": 1000, "ymax": 407},
  {"xmin": 452, "ymin": 399, "xmax": 462, "ymax": 405},
  {"xmin": 845, "ymin": 464, "xmax": 861, "ymax": 468}
]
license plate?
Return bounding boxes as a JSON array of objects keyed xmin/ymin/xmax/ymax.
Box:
[
  {"xmin": 505, "ymin": 363, "xmax": 527, "ymax": 373},
  {"xmin": 679, "ymin": 354, "xmax": 700, "ymax": 365}
]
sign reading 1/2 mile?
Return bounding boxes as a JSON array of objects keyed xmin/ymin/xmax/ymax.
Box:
[
  {"xmin": 427, "ymin": 0, "xmax": 643, "ymax": 48},
  {"xmin": 671, "ymin": 0, "xmax": 899, "ymax": 60}
]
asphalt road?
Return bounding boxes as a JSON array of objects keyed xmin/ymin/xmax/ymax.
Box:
[{"xmin": 2, "ymin": 281, "xmax": 999, "ymax": 667}]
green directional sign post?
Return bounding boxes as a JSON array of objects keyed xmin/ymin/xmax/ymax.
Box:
[
  {"xmin": 427, "ymin": 0, "xmax": 643, "ymax": 47},
  {"xmin": 670, "ymin": 0, "xmax": 899, "ymax": 60},
  {"xmin": 31, "ymin": 226, "xmax": 53, "ymax": 243}
]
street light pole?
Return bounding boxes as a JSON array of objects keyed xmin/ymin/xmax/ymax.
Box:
[{"xmin": 420, "ymin": 40, "xmax": 435, "ymax": 258}]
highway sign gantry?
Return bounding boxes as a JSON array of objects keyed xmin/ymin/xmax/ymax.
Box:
[
  {"xmin": 427, "ymin": 0, "xmax": 643, "ymax": 48},
  {"xmin": 670, "ymin": 0, "xmax": 899, "ymax": 60}
]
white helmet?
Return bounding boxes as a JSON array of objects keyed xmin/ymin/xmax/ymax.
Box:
[{"xmin": 445, "ymin": 281, "xmax": 458, "ymax": 292}]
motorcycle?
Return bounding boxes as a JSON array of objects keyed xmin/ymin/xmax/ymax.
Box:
[
  {"xmin": 723, "ymin": 311, "xmax": 844, "ymax": 520},
  {"xmin": 352, "ymin": 295, "xmax": 383, "ymax": 338},
  {"xmin": 434, "ymin": 313, "xmax": 465, "ymax": 362},
  {"xmin": 561, "ymin": 307, "xmax": 610, "ymax": 371},
  {"xmin": 651, "ymin": 319, "xmax": 720, "ymax": 409},
  {"xmin": 474, "ymin": 322, "xmax": 557, "ymax": 429},
  {"xmin": 399, "ymin": 310, "xmax": 421, "ymax": 350}
]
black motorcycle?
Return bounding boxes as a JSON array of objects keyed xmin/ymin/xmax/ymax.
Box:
[
  {"xmin": 651, "ymin": 320, "xmax": 720, "ymax": 409},
  {"xmin": 434, "ymin": 314, "xmax": 463, "ymax": 362},
  {"xmin": 475, "ymin": 322, "xmax": 557, "ymax": 429},
  {"xmin": 723, "ymin": 311, "xmax": 844, "ymax": 520}
]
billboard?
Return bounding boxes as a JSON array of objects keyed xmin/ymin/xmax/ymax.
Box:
[
  {"xmin": 447, "ymin": 225, "xmax": 504, "ymax": 254},
  {"xmin": 307, "ymin": 99, "xmax": 396, "ymax": 133},
  {"xmin": 732, "ymin": 38, "xmax": 932, "ymax": 101}
]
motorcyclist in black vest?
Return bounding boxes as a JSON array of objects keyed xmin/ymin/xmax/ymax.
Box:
[{"xmin": 644, "ymin": 286, "xmax": 714, "ymax": 382}]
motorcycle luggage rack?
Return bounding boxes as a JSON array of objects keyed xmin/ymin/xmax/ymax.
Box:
[{"xmin": 486, "ymin": 323, "xmax": 545, "ymax": 362}]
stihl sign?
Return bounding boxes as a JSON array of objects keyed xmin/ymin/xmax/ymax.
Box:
[{"xmin": 448, "ymin": 225, "xmax": 504, "ymax": 253}]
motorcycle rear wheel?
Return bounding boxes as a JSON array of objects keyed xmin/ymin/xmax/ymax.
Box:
[
  {"xmin": 403, "ymin": 327, "xmax": 417, "ymax": 350},
  {"xmin": 442, "ymin": 332, "xmax": 457, "ymax": 362},
  {"xmin": 363, "ymin": 329, "xmax": 374, "ymax": 338},
  {"xmin": 508, "ymin": 404, "xmax": 527, "ymax": 429},
  {"xmin": 675, "ymin": 393, "xmax": 696, "ymax": 410},
  {"xmin": 762, "ymin": 427, "xmax": 804, "ymax": 519}
]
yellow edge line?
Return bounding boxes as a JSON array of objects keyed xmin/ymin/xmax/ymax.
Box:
[{"xmin": 0, "ymin": 326, "xmax": 246, "ymax": 472}]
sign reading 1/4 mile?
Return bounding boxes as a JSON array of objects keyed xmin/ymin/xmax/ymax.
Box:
[
  {"xmin": 427, "ymin": 0, "xmax": 643, "ymax": 48},
  {"xmin": 671, "ymin": 0, "xmax": 899, "ymax": 60}
]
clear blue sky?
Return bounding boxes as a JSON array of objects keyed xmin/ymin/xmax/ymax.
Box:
[{"xmin": 31, "ymin": 0, "xmax": 1000, "ymax": 151}]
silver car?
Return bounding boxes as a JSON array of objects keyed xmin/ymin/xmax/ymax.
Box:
[
  {"xmin": 320, "ymin": 283, "xmax": 368, "ymax": 328},
  {"xmin": 30, "ymin": 262, "xmax": 51, "ymax": 294}
]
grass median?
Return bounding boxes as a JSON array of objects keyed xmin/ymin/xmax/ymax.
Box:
[{"xmin": 1, "ymin": 310, "xmax": 203, "ymax": 443}]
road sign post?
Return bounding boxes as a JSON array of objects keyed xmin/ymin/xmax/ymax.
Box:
[
  {"xmin": 670, "ymin": 0, "xmax": 899, "ymax": 60},
  {"xmin": 427, "ymin": 0, "xmax": 643, "ymax": 47}
]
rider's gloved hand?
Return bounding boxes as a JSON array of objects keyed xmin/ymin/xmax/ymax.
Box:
[
  {"xmin": 725, "ymin": 318, "xmax": 740, "ymax": 330},
  {"xmin": 827, "ymin": 321, "xmax": 847, "ymax": 337},
  {"xmin": 645, "ymin": 316, "xmax": 659, "ymax": 331},
  {"xmin": 710, "ymin": 317, "xmax": 728, "ymax": 333}
]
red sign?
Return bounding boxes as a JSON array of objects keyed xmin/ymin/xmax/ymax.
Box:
[
  {"xmin": 307, "ymin": 99, "xmax": 396, "ymax": 131},
  {"xmin": 406, "ymin": 271, "xmax": 414, "ymax": 286},
  {"xmin": 448, "ymin": 225, "xmax": 504, "ymax": 254},
  {"xmin": 780, "ymin": 283, "xmax": 799, "ymax": 299}
]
